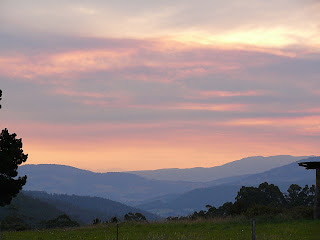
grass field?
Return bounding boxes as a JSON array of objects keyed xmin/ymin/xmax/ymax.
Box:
[{"xmin": 2, "ymin": 218, "xmax": 320, "ymax": 240}]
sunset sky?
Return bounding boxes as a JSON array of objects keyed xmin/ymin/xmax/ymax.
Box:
[{"xmin": 1, "ymin": 0, "xmax": 320, "ymax": 171}]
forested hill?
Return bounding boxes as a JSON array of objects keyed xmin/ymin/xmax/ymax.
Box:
[
  {"xmin": 23, "ymin": 191, "xmax": 160, "ymax": 223},
  {"xmin": 0, "ymin": 191, "xmax": 159, "ymax": 227},
  {"xmin": 0, "ymin": 192, "xmax": 65, "ymax": 227}
]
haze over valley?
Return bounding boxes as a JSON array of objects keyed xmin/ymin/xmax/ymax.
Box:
[
  {"xmin": 17, "ymin": 155, "xmax": 317, "ymax": 217},
  {"xmin": 1, "ymin": 1, "xmax": 320, "ymax": 237}
]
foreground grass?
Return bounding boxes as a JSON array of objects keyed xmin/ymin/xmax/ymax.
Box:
[{"xmin": 3, "ymin": 218, "xmax": 320, "ymax": 240}]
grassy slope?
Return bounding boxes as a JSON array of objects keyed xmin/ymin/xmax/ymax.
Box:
[{"xmin": 3, "ymin": 219, "xmax": 320, "ymax": 240}]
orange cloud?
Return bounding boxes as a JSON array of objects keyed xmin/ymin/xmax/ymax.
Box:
[
  {"xmin": 0, "ymin": 48, "xmax": 136, "ymax": 80},
  {"xmin": 224, "ymin": 116, "xmax": 320, "ymax": 138},
  {"xmin": 6, "ymin": 115, "xmax": 320, "ymax": 171},
  {"xmin": 21, "ymin": 125, "xmax": 320, "ymax": 171},
  {"xmin": 226, "ymin": 115, "xmax": 320, "ymax": 127}
]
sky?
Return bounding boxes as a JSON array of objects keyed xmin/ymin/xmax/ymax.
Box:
[{"xmin": 1, "ymin": 0, "xmax": 320, "ymax": 172}]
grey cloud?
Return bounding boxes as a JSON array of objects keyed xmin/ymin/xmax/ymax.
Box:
[
  {"xmin": 0, "ymin": 32, "xmax": 144, "ymax": 54},
  {"xmin": 179, "ymin": 74, "xmax": 263, "ymax": 91},
  {"xmin": 2, "ymin": 69, "xmax": 320, "ymax": 126},
  {"xmin": 2, "ymin": 0, "xmax": 317, "ymax": 38},
  {"xmin": 248, "ymin": 58, "xmax": 320, "ymax": 79},
  {"xmin": 0, "ymin": 77, "xmax": 88, "ymax": 122}
]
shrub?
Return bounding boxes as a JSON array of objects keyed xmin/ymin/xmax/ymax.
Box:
[
  {"xmin": 245, "ymin": 205, "xmax": 283, "ymax": 218},
  {"xmin": 1, "ymin": 215, "xmax": 31, "ymax": 231},
  {"xmin": 44, "ymin": 214, "xmax": 80, "ymax": 229}
]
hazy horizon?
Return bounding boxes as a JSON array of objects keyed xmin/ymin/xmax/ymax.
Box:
[
  {"xmin": 1, "ymin": 0, "xmax": 320, "ymax": 171},
  {"xmin": 20, "ymin": 154, "xmax": 311, "ymax": 173}
]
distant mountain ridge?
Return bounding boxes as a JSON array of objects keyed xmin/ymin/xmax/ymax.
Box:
[
  {"xmin": 18, "ymin": 155, "xmax": 315, "ymax": 218},
  {"xmin": 137, "ymin": 156, "xmax": 319, "ymax": 217},
  {"xmin": 129, "ymin": 155, "xmax": 310, "ymax": 182},
  {"xmin": 19, "ymin": 164, "xmax": 205, "ymax": 205},
  {"xmin": 231, "ymin": 156, "xmax": 319, "ymax": 188}
]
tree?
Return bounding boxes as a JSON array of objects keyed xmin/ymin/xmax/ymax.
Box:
[
  {"xmin": 110, "ymin": 216, "xmax": 119, "ymax": 223},
  {"xmin": 124, "ymin": 212, "xmax": 147, "ymax": 222},
  {"xmin": 92, "ymin": 218, "xmax": 101, "ymax": 225},
  {"xmin": 286, "ymin": 184, "xmax": 315, "ymax": 207},
  {"xmin": 258, "ymin": 182, "xmax": 285, "ymax": 207},
  {"xmin": 0, "ymin": 128, "xmax": 28, "ymax": 206},
  {"xmin": 234, "ymin": 186, "xmax": 262, "ymax": 213},
  {"xmin": 218, "ymin": 201, "xmax": 237, "ymax": 216},
  {"xmin": 234, "ymin": 182, "xmax": 285, "ymax": 213},
  {"xmin": 0, "ymin": 89, "xmax": 2, "ymax": 108},
  {"xmin": 44, "ymin": 214, "xmax": 80, "ymax": 229},
  {"xmin": 1, "ymin": 215, "xmax": 31, "ymax": 231}
]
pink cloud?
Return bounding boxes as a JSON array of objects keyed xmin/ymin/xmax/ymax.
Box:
[
  {"xmin": 53, "ymin": 88, "xmax": 106, "ymax": 98},
  {"xmin": 224, "ymin": 115, "xmax": 320, "ymax": 136},
  {"xmin": 9, "ymin": 116, "xmax": 320, "ymax": 171},
  {"xmin": 167, "ymin": 103, "xmax": 248, "ymax": 112},
  {"xmin": 187, "ymin": 90, "xmax": 268, "ymax": 100},
  {"xmin": 0, "ymin": 38, "xmax": 290, "ymax": 83}
]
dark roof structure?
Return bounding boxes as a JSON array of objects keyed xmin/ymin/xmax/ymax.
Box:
[
  {"xmin": 298, "ymin": 160, "xmax": 320, "ymax": 219},
  {"xmin": 298, "ymin": 161, "xmax": 320, "ymax": 170}
]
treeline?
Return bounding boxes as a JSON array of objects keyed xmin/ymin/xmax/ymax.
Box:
[
  {"xmin": 1, "ymin": 214, "xmax": 79, "ymax": 231},
  {"xmin": 92, "ymin": 212, "xmax": 147, "ymax": 225},
  {"xmin": 1, "ymin": 211, "xmax": 148, "ymax": 231},
  {"xmin": 23, "ymin": 191, "xmax": 157, "ymax": 223},
  {"xmin": 167, "ymin": 182, "xmax": 315, "ymax": 221},
  {"xmin": 0, "ymin": 192, "xmax": 149, "ymax": 231}
]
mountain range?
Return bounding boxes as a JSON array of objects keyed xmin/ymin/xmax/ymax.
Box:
[
  {"xmin": 18, "ymin": 155, "xmax": 318, "ymax": 217},
  {"xmin": 19, "ymin": 164, "xmax": 204, "ymax": 205},
  {"xmin": 129, "ymin": 155, "xmax": 309, "ymax": 182},
  {"xmin": 137, "ymin": 157, "xmax": 319, "ymax": 216}
]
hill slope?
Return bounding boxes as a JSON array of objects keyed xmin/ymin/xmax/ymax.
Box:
[
  {"xmin": 0, "ymin": 191, "xmax": 159, "ymax": 227},
  {"xmin": 23, "ymin": 191, "xmax": 159, "ymax": 223},
  {"xmin": 0, "ymin": 193, "xmax": 66, "ymax": 227}
]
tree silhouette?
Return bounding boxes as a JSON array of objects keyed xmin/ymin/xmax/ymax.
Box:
[
  {"xmin": 0, "ymin": 90, "xmax": 28, "ymax": 206},
  {"xmin": 110, "ymin": 216, "xmax": 119, "ymax": 223},
  {"xmin": 286, "ymin": 184, "xmax": 315, "ymax": 207},
  {"xmin": 124, "ymin": 212, "xmax": 147, "ymax": 222},
  {"xmin": 234, "ymin": 182, "xmax": 284, "ymax": 213},
  {"xmin": 0, "ymin": 129, "xmax": 28, "ymax": 206},
  {"xmin": 92, "ymin": 218, "xmax": 101, "ymax": 225},
  {"xmin": 44, "ymin": 214, "xmax": 80, "ymax": 228},
  {"xmin": 0, "ymin": 89, "xmax": 2, "ymax": 108}
]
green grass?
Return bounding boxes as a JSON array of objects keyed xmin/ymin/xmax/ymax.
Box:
[{"xmin": 2, "ymin": 218, "xmax": 320, "ymax": 240}]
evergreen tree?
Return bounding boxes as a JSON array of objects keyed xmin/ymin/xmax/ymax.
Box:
[{"xmin": 0, "ymin": 90, "xmax": 28, "ymax": 206}]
